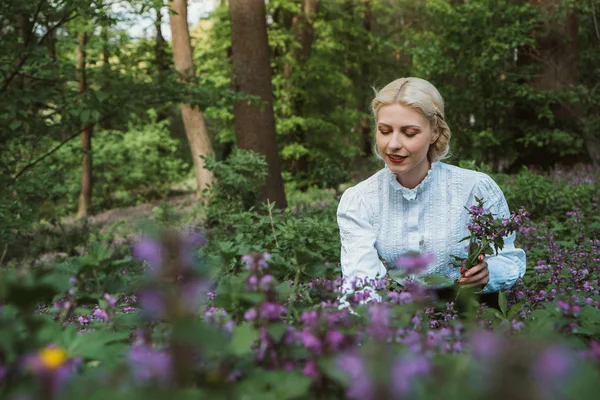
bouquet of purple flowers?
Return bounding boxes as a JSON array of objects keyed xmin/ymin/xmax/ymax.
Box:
[{"xmin": 452, "ymin": 196, "xmax": 529, "ymax": 273}]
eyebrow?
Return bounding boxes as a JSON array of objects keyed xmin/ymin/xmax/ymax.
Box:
[{"xmin": 377, "ymin": 123, "xmax": 422, "ymax": 129}]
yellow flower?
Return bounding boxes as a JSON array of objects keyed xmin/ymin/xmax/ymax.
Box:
[{"xmin": 38, "ymin": 346, "xmax": 68, "ymax": 370}]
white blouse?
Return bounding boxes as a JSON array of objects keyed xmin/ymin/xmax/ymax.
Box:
[{"xmin": 337, "ymin": 161, "xmax": 526, "ymax": 294}]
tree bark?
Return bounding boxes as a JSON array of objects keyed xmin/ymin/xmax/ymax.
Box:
[
  {"xmin": 155, "ymin": 4, "xmax": 169, "ymax": 122},
  {"xmin": 155, "ymin": 5, "xmax": 168, "ymax": 85},
  {"xmin": 360, "ymin": 0, "xmax": 373, "ymax": 158},
  {"xmin": 100, "ymin": 25, "xmax": 113, "ymax": 130},
  {"xmin": 169, "ymin": 0, "xmax": 214, "ymax": 199},
  {"xmin": 283, "ymin": 0, "xmax": 319, "ymax": 79},
  {"xmin": 282, "ymin": 0, "xmax": 319, "ymax": 181},
  {"xmin": 76, "ymin": 32, "xmax": 93, "ymax": 218},
  {"xmin": 17, "ymin": 13, "xmax": 31, "ymax": 90},
  {"xmin": 229, "ymin": 0, "xmax": 287, "ymax": 208}
]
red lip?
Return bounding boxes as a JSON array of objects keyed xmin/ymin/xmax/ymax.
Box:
[{"xmin": 388, "ymin": 154, "xmax": 407, "ymax": 164}]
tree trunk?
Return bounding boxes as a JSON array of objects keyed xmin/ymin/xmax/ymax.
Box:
[
  {"xmin": 229, "ymin": 0, "xmax": 287, "ymax": 208},
  {"xmin": 282, "ymin": 0, "xmax": 319, "ymax": 181},
  {"xmin": 17, "ymin": 13, "xmax": 31, "ymax": 90},
  {"xmin": 155, "ymin": 5, "xmax": 168, "ymax": 85},
  {"xmin": 360, "ymin": 0, "xmax": 373, "ymax": 158},
  {"xmin": 76, "ymin": 32, "xmax": 93, "ymax": 218},
  {"xmin": 169, "ymin": 0, "xmax": 214, "ymax": 199},
  {"xmin": 155, "ymin": 4, "xmax": 169, "ymax": 122},
  {"xmin": 100, "ymin": 25, "xmax": 113, "ymax": 130},
  {"xmin": 284, "ymin": 0, "xmax": 319, "ymax": 79}
]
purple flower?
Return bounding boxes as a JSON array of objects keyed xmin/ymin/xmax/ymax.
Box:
[
  {"xmin": 260, "ymin": 302, "xmax": 286, "ymax": 320},
  {"xmin": 184, "ymin": 230, "xmax": 207, "ymax": 248},
  {"xmin": 301, "ymin": 310, "xmax": 319, "ymax": 328},
  {"xmin": 469, "ymin": 331, "xmax": 502, "ymax": 359},
  {"xmin": 391, "ymin": 355, "xmax": 431, "ymax": 395},
  {"xmin": 242, "ymin": 254, "xmax": 254, "ymax": 269},
  {"xmin": 303, "ymin": 359, "xmax": 319, "ymax": 377},
  {"xmin": 366, "ymin": 303, "xmax": 390, "ymax": 339},
  {"xmin": 247, "ymin": 275, "xmax": 258, "ymax": 289},
  {"xmin": 244, "ymin": 308, "xmax": 258, "ymax": 321},
  {"xmin": 0, "ymin": 363, "xmax": 7, "ymax": 385},
  {"xmin": 259, "ymin": 275, "xmax": 274, "ymax": 291},
  {"xmin": 337, "ymin": 352, "xmax": 374, "ymax": 400},
  {"xmin": 138, "ymin": 290, "xmax": 166, "ymax": 319},
  {"xmin": 511, "ymin": 319, "xmax": 525, "ymax": 332},
  {"xmin": 104, "ymin": 293, "xmax": 117, "ymax": 308},
  {"xmin": 133, "ymin": 238, "xmax": 163, "ymax": 270},
  {"xmin": 181, "ymin": 280, "xmax": 209, "ymax": 312},
  {"xmin": 128, "ymin": 345, "xmax": 172, "ymax": 385},
  {"xmin": 92, "ymin": 308, "xmax": 109, "ymax": 322},
  {"xmin": 298, "ymin": 329, "xmax": 322, "ymax": 354},
  {"xmin": 325, "ymin": 330, "xmax": 345, "ymax": 350},
  {"xmin": 395, "ymin": 253, "xmax": 435, "ymax": 275},
  {"xmin": 533, "ymin": 346, "xmax": 573, "ymax": 386}
]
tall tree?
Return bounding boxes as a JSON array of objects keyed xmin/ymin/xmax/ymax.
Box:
[
  {"xmin": 169, "ymin": 0, "xmax": 214, "ymax": 199},
  {"xmin": 229, "ymin": 0, "xmax": 287, "ymax": 208},
  {"xmin": 155, "ymin": 4, "xmax": 168, "ymax": 85},
  {"xmin": 76, "ymin": 31, "xmax": 94, "ymax": 218},
  {"xmin": 282, "ymin": 0, "xmax": 319, "ymax": 177}
]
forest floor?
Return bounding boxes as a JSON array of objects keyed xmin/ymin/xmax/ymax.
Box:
[{"xmin": 62, "ymin": 193, "xmax": 198, "ymax": 228}]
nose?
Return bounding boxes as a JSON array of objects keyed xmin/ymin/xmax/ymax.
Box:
[{"xmin": 388, "ymin": 131, "xmax": 404, "ymax": 150}]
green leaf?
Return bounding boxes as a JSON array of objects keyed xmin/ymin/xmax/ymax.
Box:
[
  {"xmin": 238, "ymin": 292, "xmax": 265, "ymax": 304},
  {"xmin": 422, "ymin": 275, "xmax": 453, "ymax": 286},
  {"xmin": 80, "ymin": 110, "xmax": 90, "ymax": 123},
  {"xmin": 267, "ymin": 322, "xmax": 287, "ymax": 342},
  {"xmin": 498, "ymin": 291, "xmax": 508, "ymax": 317},
  {"xmin": 506, "ymin": 301, "xmax": 523, "ymax": 320},
  {"xmin": 66, "ymin": 330, "xmax": 129, "ymax": 362},
  {"xmin": 87, "ymin": 242, "xmax": 112, "ymax": 263},
  {"xmin": 230, "ymin": 322, "xmax": 259, "ymax": 356},
  {"xmin": 9, "ymin": 120, "xmax": 21, "ymax": 130}
]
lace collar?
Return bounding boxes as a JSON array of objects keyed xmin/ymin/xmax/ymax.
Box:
[{"xmin": 386, "ymin": 161, "xmax": 439, "ymax": 201}]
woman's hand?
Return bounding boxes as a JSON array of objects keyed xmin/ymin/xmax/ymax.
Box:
[{"xmin": 458, "ymin": 254, "xmax": 489, "ymax": 288}]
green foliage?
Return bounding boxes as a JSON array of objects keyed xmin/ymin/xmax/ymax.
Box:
[
  {"xmin": 494, "ymin": 166, "xmax": 599, "ymax": 221},
  {"xmin": 203, "ymin": 148, "xmax": 269, "ymax": 215},
  {"xmin": 201, "ymin": 148, "xmax": 341, "ymax": 284},
  {"xmin": 54, "ymin": 116, "xmax": 191, "ymax": 211}
]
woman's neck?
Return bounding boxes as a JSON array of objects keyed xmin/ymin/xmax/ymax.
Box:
[{"xmin": 395, "ymin": 159, "xmax": 432, "ymax": 189}]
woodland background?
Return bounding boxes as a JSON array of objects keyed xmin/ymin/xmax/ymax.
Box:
[{"xmin": 1, "ymin": 0, "xmax": 598, "ymax": 253}]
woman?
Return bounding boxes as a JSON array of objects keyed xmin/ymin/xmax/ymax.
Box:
[{"xmin": 337, "ymin": 77, "xmax": 526, "ymax": 306}]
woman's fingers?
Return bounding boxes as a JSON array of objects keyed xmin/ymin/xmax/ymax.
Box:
[
  {"xmin": 459, "ymin": 260, "xmax": 488, "ymax": 286},
  {"xmin": 459, "ymin": 268, "xmax": 489, "ymax": 287},
  {"xmin": 464, "ymin": 261, "xmax": 487, "ymax": 277},
  {"xmin": 461, "ymin": 277, "xmax": 489, "ymax": 288}
]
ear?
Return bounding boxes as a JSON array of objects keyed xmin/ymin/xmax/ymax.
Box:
[{"xmin": 431, "ymin": 130, "xmax": 440, "ymax": 144}]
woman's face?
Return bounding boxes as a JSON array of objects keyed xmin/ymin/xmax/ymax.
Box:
[{"xmin": 376, "ymin": 103, "xmax": 439, "ymax": 188}]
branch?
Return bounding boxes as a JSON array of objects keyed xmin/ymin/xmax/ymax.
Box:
[
  {"xmin": 8, "ymin": 93, "xmax": 177, "ymax": 185},
  {"xmin": 591, "ymin": 0, "xmax": 600, "ymax": 44},
  {"xmin": 10, "ymin": 126, "xmax": 88, "ymax": 183},
  {"xmin": 1, "ymin": 9, "xmax": 77, "ymax": 93},
  {"xmin": 27, "ymin": 0, "xmax": 48, "ymax": 47}
]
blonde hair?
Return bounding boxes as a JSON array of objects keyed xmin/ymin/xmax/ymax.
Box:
[{"xmin": 371, "ymin": 77, "xmax": 451, "ymax": 162}]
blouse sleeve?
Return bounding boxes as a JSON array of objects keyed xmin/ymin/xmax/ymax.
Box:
[
  {"xmin": 337, "ymin": 186, "xmax": 387, "ymax": 284},
  {"xmin": 472, "ymin": 175, "xmax": 527, "ymax": 293}
]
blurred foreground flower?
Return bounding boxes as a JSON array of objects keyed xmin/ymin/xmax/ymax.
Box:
[
  {"xmin": 128, "ymin": 345, "xmax": 173, "ymax": 386},
  {"xmin": 337, "ymin": 351, "xmax": 373, "ymax": 400},
  {"xmin": 24, "ymin": 345, "xmax": 80, "ymax": 396},
  {"xmin": 395, "ymin": 253, "xmax": 435, "ymax": 275}
]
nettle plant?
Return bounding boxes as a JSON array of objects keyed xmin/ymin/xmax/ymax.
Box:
[{"xmin": 453, "ymin": 196, "xmax": 529, "ymax": 271}]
